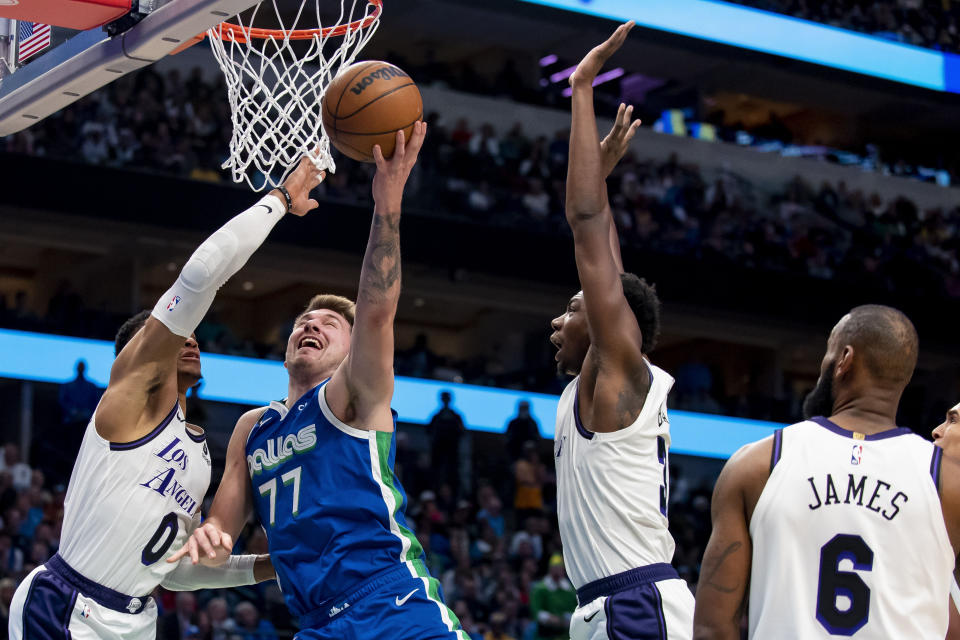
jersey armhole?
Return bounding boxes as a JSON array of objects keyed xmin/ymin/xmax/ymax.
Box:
[
  {"xmin": 931, "ymin": 446, "xmax": 944, "ymax": 496},
  {"xmin": 244, "ymin": 407, "xmax": 273, "ymax": 447},
  {"xmin": 769, "ymin": 428, "xmax": 784, "ymax": 474}
]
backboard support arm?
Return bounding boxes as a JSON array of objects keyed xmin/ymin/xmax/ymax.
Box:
[{"xmin": 0, "ymin": 0, "xmax": 261, "ymax": 136}]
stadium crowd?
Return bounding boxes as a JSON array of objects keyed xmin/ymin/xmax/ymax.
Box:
[
  {"xmin": 2, "ymin": 66, "xmax": 958, "ymax": 307},
  {"xmin": 729, "ymin": 0, "xmax": 960, "ymax": 52},
  {"xmin": 0, "ymin": 378, "xmax": 714, "ymax": 638}
]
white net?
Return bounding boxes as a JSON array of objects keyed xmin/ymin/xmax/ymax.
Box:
[{"xmin": 208, "ymin": 0, "xmax": 382, "ymax": 191}]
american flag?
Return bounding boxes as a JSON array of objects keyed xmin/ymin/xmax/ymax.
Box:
[{"xmin": 17, "ymin": 21, "xmax": 51, "ymax": 63}]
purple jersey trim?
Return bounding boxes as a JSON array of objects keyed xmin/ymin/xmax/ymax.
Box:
[
  {"xmin": 770, "ymin": 428, "xmax": 784, "ymax": 473},
  {"xmin": 109, "ymin": 401, "xmax": 179, "ymax": 451},
  {"xmin": 573, "ymin": 380, "xmax": 595, "ymax": 440},
  {"xmin": 931, "ymin": 446, "xmax": 944, "ymax": 495},
  {"xmin": 810, "ymin": 416, "xmax": 912, "ymax": 441},
  {"xmin": 576, "ymin": 563, "xmax": 678, "ymax": 605},
  {"xmin": 46, "ymin": 554, "xmax": 150, "ymax": 614}
]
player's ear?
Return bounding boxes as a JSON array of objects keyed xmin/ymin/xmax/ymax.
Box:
[{"xmin": 835, "ymin": 345, "xmax": 855, "ymax": 379}]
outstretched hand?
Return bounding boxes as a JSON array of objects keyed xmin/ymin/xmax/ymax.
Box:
[
  {"xmin": 600, "ymin": 103, "xmax": 642, "ymax": 178},
  {"xmin": 569, "ymin": 21, "xmax": 634, "ymax": 89},
  {"xmin": 167, "ymin": 521, "xmax": 234, "ymax": 567},
  {"xmin": 277, "ymin": 156, "xmax": 326, "ymax": 217},
  {"xmin": 371, "ymin": 120, "xmax": 427, "ymax": 214}
]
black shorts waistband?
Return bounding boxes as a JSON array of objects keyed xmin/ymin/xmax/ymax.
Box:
[
  {"xmin": 299, "ymin": 563, "xmax": 418, "ymax": 629},
  {"xmin": 576, "ymin": 563, "xmax": 679, "ymax": 605},
  {"xmin": 46, "ymin": 554, "xmax": 151, "ymax": 615}
]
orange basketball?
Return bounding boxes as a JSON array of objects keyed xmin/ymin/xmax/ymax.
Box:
[{"xmin": 321, "ymin": 60, "xmax": 423, "ymax": 163}]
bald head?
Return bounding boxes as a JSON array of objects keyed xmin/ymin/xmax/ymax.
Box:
[{"xmin": 832, "ymin": 305, "xmax": 918, "ymax": 387}]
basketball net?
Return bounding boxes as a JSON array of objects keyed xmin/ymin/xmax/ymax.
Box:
[{"xmin": 208, "ymin": 0, "xmax": 382, "ymax": 191}]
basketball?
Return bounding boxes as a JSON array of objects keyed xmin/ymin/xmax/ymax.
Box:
[{"xmin": 321, "ymin": 60, "xmax": 423, "ymax": 163}]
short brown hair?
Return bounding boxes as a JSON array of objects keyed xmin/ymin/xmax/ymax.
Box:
[{"xmin": 297, "ymin": 294, "xmax": 356, "ymax": 327}]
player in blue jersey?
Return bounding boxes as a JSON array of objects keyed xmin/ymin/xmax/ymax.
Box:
[{"xmin": 171, "ymin": 121, "xmax": 467, "ymax": 639}]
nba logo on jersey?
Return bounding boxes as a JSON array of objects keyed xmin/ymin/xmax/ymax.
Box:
[
  {"xmin": 166, "ymin": 295, "xmax": 181, "ymax": 311},
  {"xmin": 851, "ymin": 444, "xmax": 863, "ymax": 465},
  {"xmin": 80, "ymin": 604, "xmax": 91, "ymax": 618}
]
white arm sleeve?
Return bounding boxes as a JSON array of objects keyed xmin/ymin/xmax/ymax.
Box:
[
  {"xmin": 160, "ymin": 554, "xmax": 260, "ymax": 591},
  {"xmin": 152, "ymin": 194, "xmax": 287, "ymax": 337}
]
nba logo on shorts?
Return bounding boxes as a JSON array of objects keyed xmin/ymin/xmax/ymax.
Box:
[
  {"xmin": 851, "ymin": 444, "xmax": 863, "ymax": 465},
  {"xmin": 166, "ymin": 295, "xmax": 181, "ymax": 311},
  {"xmin": 80, "ymin": 604, "xmax": 91, "ymax": 618}
]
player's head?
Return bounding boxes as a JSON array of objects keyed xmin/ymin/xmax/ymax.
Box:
[
  {"xmin": 932, "ymin": 402, "xmax": 960, "ymax": 453},
  {"xmin": 549, "ymin": 273, "xmax": 660, "ymax": 375},
  {"xmin": 802, "ymin": 305, "xmax": 918, "ymax": 420},
  {"xmin": 114, "ymin": 310, "xmax": 201, "ymax": 388},
  {"xmin": 285, "ymin": 294, "xmax": 356, "ymax": 381}
]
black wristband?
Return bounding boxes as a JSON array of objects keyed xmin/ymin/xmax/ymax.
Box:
[{"xmin": 277, "ymin": 185, "xmax": 293, "ymax": 214}]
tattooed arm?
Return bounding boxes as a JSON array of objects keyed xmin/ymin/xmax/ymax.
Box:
[
  {"xmin": 694, "ymin": 437, "xmax": 773, "ymax": 640},
  {"xmin": 327, "ymin": 123, "xmax": 427, "ymax": 431}
]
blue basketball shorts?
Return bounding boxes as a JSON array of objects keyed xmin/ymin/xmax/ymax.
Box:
[{"xmin": 295, "ymin": 566, "xmax": 469, "ymax": 640}]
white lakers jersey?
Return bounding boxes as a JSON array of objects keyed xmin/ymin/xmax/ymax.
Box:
[
  {"xmin": 58, "ymin": 401, "xmax": 212, "ymax": 596},
  {"xmin": 749, "ymin": 417, "xmax": 953, "ymax": 639},
  {"xmin": 554, "ymin": 363, "xmax": 676, "ymax": 589}
]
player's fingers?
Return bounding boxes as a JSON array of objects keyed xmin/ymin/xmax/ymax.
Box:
[
  {"xmin": 624, "ymin": 119, "xmax": 642, "ymax": 143},
  {"xmin": 187, "ymin": 536, "xmax": 200, "ymax": 565},
  {"xmin": 372, "ymin": 144, "xmax": 385, "ymax": 167},
  {"xmin": 220, "ymin": 532, "xmax": 234, "ymax": 552},
  {"xmin": 305, "ymin": 198, "xmax": 320, "ymax": 212},
  {"xmin": 408, "ymin": 121, "xmax": 426, "ymax": 156},
  {"xmin": 194, "ymin": 527, "xmax": 216, "ymax": 560},
  {"xmin": 394, "ymin": 129, "xmax": 406, "ymax": 161},
  {"xmin": 614, "ymin": 103, "xmax": 627, "ymax": 130},
  {"xmin": 167, "ymin": 544, "xmax": 189, "ymax": 563},
  {"xmin": 206, "ymin": 526, "xmax": 221, "ymax": 550}
]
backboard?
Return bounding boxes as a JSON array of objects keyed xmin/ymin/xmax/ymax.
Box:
[{"xmin": 0, "ymin": 0, "xmax": 262, "ymax": 136}]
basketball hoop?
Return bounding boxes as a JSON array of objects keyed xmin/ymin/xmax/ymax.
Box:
[{"xmin": 206, "ymin": 0, "xmax": 382, "ymax": 191}]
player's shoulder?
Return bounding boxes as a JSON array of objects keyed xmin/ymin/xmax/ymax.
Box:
[
  {"xmin": 235, "ymin": 406, "xmax": 271, "ymax": 440},
  {"xmin": 726, "ymin": 435, "xmax": 776, "ymax": 478}
]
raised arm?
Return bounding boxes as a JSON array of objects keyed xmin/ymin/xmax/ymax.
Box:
[
  {"xmin": 327, "ymin": 122, "xmax": 426, "ymax": 429},
  {"xmin": 600, "ymin": 102, "xmax": 642, "ymax": 273},
  {"xmin": 565, "ymin": 22, "xmax": 645, "ymax": 361},
  {"xmin": 96, "ymin": 160, "xmax": 324, "ymax": 443},
  {"xmin": 693, "ymin": 439, "xmax": 771, "ymax": 640}
]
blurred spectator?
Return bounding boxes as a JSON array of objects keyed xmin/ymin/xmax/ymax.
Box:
[
  {"xmin": 0, "ymin": 577, "xmax": 14, "ymax": 631},
  {"xmin": 58, "ymin": 360, "xmax": 100, "ymax": 426},
  {"xmin": 159, "ymin": 591, "xmax": 197, "ymax": 640},
  {"xmin": 233, "ymin": 600, "xmax": 278, "ymax": 640},
  {"xmin": 0, "ymin": 533, "xmax": 23, "ymax": 575},
  {"xmin": 514, "ymin": 441, "xmax": 546, "ymax": 520},
  {"xmin": 477, "ymin": 489, "xmax": 506, "ymax": 539},
  {"xmin": 505, "ymin": 401, "xmax": 541, "ymax": 460},
  {"xmin": 0, "ymin": 445, "xmax": 32, "ymax": 492},
  {"xmin": 429, "ymin": 391, "xmax": 467, "ymax": 497},
  {"xmin": 484, "ymin": 611, "xmax": 516, "ymax": 640},
  {"xmin": 530, "ymin": 554, "xmax": 577, "ymax": 640},
  {"xmin": 207, "ymin": 596, "xmax": 238, "ymax": 640}
]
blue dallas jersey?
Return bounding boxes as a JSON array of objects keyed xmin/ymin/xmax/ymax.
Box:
[{"xmin": 245, "ymin": 380, "xmax": 429, "ymax": 620}]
